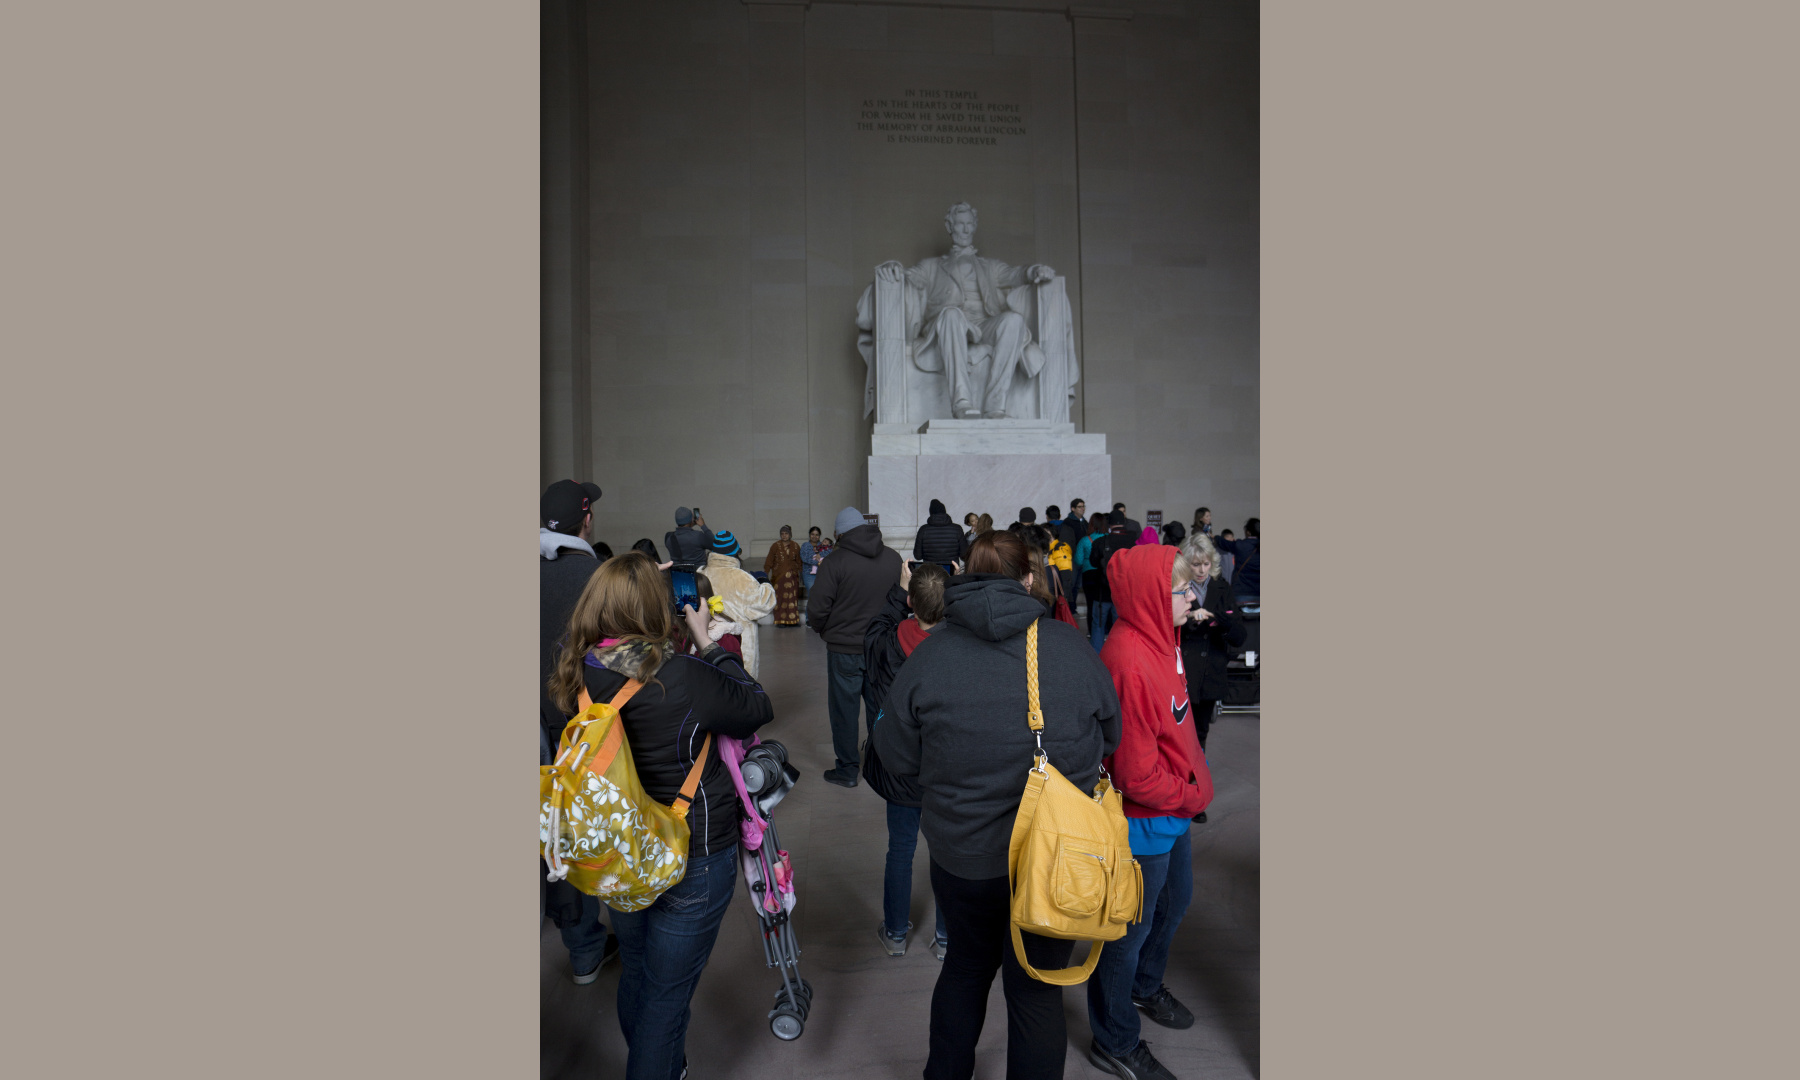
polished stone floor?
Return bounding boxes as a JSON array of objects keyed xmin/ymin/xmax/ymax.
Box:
[{"xmin": 541, "ymin": 617, "xmax": 1260, "ymax": 1079}]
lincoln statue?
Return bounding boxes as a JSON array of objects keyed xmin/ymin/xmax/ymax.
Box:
[{"xmin": 871, "ymin": 202, "xmax": 1059, "ymax": 420}]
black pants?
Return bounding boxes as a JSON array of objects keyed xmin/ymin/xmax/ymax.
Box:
[
  {"xmin": 926, "ymin": 861, "xmax": 1076, "ymax": 1080},
  {"xmin": 1195, "ymin": 698, "xmax": 1217, "ymax": 750}
]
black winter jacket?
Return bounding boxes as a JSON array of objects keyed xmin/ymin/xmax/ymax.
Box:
[
  {"xmin": 1214, "ymin": 536, "xmax": 1259, "ymax": 598},
  {"xmin": 663, "ymin": 526, "xmax": 712, "ymax": 569},
  {"xmin": 1179, "ymin": 575, "xmax": 1248, "ymax": 701},
  {"xmin": 862, "ymin": 584, "xmax": 913, "ymax": 719},
  {"xmin": 872, "ymin": 575, "xmax": 1121, "ymax": 880},
  {"xmin": 912, "ymin": 513, "xmax": 969, "ymax": 565},
  {"xmin": 862, "ymin": 583, "xmax": 931, "ymax": 807},
  {"xmin": 576, "ymin": 639, "xmax": 774, "ymax": 857},
  {"xmin": 541, "ymin": 546, "xmax": 601, "ymax": 738},
  {"xmin": 806, "ymin": 523, "xmax": 903, "ymax": 653}
]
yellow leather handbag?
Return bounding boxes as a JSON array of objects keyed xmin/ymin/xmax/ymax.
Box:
[
  {"xmin": 1006, "ymin": 620, "xmax": 1144, "ymax": 984},
  {"xmin": 540, "ymin": 680, "xmax": 713, "ymax": 913}
]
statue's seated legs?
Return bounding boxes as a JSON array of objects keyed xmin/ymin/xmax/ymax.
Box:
[
  {"xmin": 979, "ymin": 310, "xmax": 1030, "ymax": 418},
  {"xmin": 934, "ymin": 307, "xmax": 1032, "ymax": 419}
]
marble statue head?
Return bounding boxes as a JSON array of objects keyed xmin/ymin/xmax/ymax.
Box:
[{"xmin": 943, "ymin": 202, "xmax": 978, "ymax": 248}]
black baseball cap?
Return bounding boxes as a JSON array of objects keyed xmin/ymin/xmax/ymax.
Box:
[
  {"xmin": 541, "ymin": 480, "xmax": 592, "ymax": 530},
  {"xmin": 579, "ymin": 481, "xmax": 602, "ymax": 505}
]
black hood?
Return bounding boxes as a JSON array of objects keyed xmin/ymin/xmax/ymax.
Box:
[
  {"xmin": 929, "ymin": 498, "xmax": 947, "ymax": 516},
  {"xmin": 835, "ymin": 522, "xmax": 887, "ymax": 558},
  {"xmin": 943, "ymin": 574, "xmax": 1047, "ymax": 642},
  {"xmin": 926, "ymin": 510, "xmax": 954, "ymax": 526}
]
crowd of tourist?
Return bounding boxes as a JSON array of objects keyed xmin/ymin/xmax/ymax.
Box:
[{"xmin": 541, "ymin": 480, "xmax": 1258, "ymax": 1080}]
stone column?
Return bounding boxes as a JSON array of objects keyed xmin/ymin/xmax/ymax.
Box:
[
  {"xmin": 1034, "ymin": 275, "xmax": 1074, "ymax": 424},
  {"xmin": 873, "ymin": 272, "xmax": 908, "ymax": 425}
]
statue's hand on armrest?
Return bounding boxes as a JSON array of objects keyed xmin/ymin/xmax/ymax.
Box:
[
  {"xmin": 875, "ymin": 260, "xmax": 905, "ymax": 283},
  {"xmin": 1027, "ymin": 264, "xmax": 1056, "ymax": 284}
]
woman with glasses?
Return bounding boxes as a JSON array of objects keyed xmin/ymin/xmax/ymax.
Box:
[{"xmin": 1086, "ymin": 543, "xmax": 1214, "ymax": 1080}]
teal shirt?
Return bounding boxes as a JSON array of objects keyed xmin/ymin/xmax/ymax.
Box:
[{"xmin": 1073, "ymin": 534, "xmax": 1096, "ymax": 574}]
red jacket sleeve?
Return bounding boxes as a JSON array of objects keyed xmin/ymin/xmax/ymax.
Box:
[{"xmin": 1108, "ymin": 666, "xmax": 1210, "ymax": 818}]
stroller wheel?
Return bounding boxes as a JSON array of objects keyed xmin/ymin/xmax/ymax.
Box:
[
  {"xmin": 770, "ymin": 1008, "xmax": 804, "ymax": 1041},
  {"xmin": 796, "ymin": 978, "xmax": 813, "ymax": 1003}
]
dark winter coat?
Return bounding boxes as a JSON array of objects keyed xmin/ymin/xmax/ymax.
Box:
[
  {"xmin": 805, "ymin": 523, "xmax": 903, "ymax": 654},
  {"xmin": 1178, "ymin": 574, "xmax": 1248, "ymax": 701},
  {"xmin": 862, "ymin": 583, "xmax": 937, "ymax": 807},
  {"xmin": 577, "ymin": 639, "xmax": 774, "ymax": 857},
  {"xmin": 1080, "ymin": 526, "xmax": 1136, "ymax": 604},
  {"xmin": 872, "ymin": 574, "xmax": 1121, "ymax": 880},
  {"xmin": 541, "ymin": 539, "xmax": 601, "ymax": 739},
  {"xmin": 663, "ymin": 526, "xmax": 712, "ymax": 569},
  {"xmin": 912, "ymin": 511, "xmax": 969, "ymax": 565},
  {"xmin": 1214, "ymin": 535, "xmax": 1260, "ymax": 598}
]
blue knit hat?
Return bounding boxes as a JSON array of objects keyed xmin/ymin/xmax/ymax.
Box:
[
  {"xmin": 710, "ymin": 530, "xmax": 742, "ymax": 559},
  {"xmin": 834, "ymin": 506, "xmax": 866, "ymax": 536}
]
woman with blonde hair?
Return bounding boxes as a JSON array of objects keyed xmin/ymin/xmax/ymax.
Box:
[
  {"xmin": 547, "ymin": 552, "xmax": 774, "ymax": 1080},
  {"xmin": 1176, "ymin": 533, "xmax": 1246, "ymax": 752}
]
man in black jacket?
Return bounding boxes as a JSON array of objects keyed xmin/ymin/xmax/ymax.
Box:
[
  {"xmin": 1059, "ymin": 498, "xmax": 1090, "ymax": 546},
  {"xmin": 808, "ymin": 505, "xmax": 904, "ymax": 787},
  {"xmin": 663, "ymin": 506, "xmax": 711, "ymax": 569},
  {"xmin": 538, "ymin": 479, "xmax": 617, "ymax": 982},
  {"xmin": 1112, "ymin": 501, "xmax": 1142, "ymax": 538},
  {"xmin": 912, "ymin": 498, "xmax": 969, "ymax": 566},
  {"xmin": 1213, "ymin": 517, "xmax": 1260, "ymax": 601}
]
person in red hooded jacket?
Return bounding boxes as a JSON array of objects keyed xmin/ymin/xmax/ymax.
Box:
[{"xmin": 1085, "ymin": 543, "xmax": 1214, "ymax": 1080}]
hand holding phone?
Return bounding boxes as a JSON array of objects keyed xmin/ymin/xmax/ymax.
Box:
[{"xmin": 681, "ymin": 603, "xmax": 711, "ymax": 648}]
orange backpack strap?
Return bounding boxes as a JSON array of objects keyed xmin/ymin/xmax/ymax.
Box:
[
  {"xmin": 577, "ymin": 679, "xmax": 644, "ymax": 777},
  {"xmin": 670, "ymin": 732, "xmax": 715, "ymax": 818}
]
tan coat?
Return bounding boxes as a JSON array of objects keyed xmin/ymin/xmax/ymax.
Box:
[{"xmin": 702, "ymin": 552, "xmax": 777, "ymax": 679}]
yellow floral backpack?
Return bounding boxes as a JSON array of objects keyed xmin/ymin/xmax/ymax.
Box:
[
  {"xmin": 540, "ymin": 680, "xmax": 713, "ymax": 912},
  {"xmin": 1007, "ymin": 620, "xmax": 1144, "ymax": 984}
]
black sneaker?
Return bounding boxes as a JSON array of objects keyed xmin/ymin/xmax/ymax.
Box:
[
  {"xmin": 572, "ymin": 933, "xmax": 620, "ymax": 985},
  {"xmin": 1087, "ymin": 1039, "xmax": 1178, "ymax": 1080},
  {"xmin": 1191, "ymin": 811, "xmax": 1207, "ymax": 824},
  {"xmin": 822, "ymin": 767, "xmax": 859, "ymax": 789},
  {"xmin": 1132, "ymin": 984, "xmax": 1195, "ymax": 1029}
]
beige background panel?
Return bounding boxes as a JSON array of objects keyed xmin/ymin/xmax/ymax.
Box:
[{"xmin": 11, "ymin": 1, "xmax": 1798, "ymax": 1078}]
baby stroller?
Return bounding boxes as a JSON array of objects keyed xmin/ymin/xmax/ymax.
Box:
[
  {"xmin": 720, "ymin": 735, "xmax": 812, "ymax": 1040},
  {"xmin": 1218, "ymin": 599, "xmax": 1260, "ymax": 715}
]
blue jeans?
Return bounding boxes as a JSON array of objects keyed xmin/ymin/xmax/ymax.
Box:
[
  {"xmin": 826, "ymin": 650, "xmax": 866, "ymax": 772},
  {"xmin": 1088, "ymin": 600, "xmax": 1117, "ymax": 652},
  {"xmin": 884, "ymin": 802, "xmax": 948, "ymax": 943},
  {"xmin": 1086, "ymin": 829, "xmax": 1194, "ymax": 1057},
  {"xmin": 547, "ymin": 880, "xmax": 611, "ymax": 973},
  {"xmin": 610, "ymin": 845, "xmax": 738, "ymax": 1080}
]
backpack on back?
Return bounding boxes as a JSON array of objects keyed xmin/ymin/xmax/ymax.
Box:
[
  {"xmin": 1047, "ymin": 538, "xmax": 1073, "ymax": 572},
  {"xmin": 540, "ymin": 680, "xmax": 713, "ymax": 912},
  {"xmin": 1090, "ymin": 528, "xmax": 1130, "ymax": 577}
]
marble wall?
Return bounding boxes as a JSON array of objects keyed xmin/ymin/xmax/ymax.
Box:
[{"xmin": 543, "ymin": 0, "xmax": 1258, "ymax": 555}]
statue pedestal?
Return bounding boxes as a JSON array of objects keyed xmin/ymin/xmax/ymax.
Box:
[{"xmin": 868, "ymin": 419, "xmax": 1112, "ymax": 550}]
